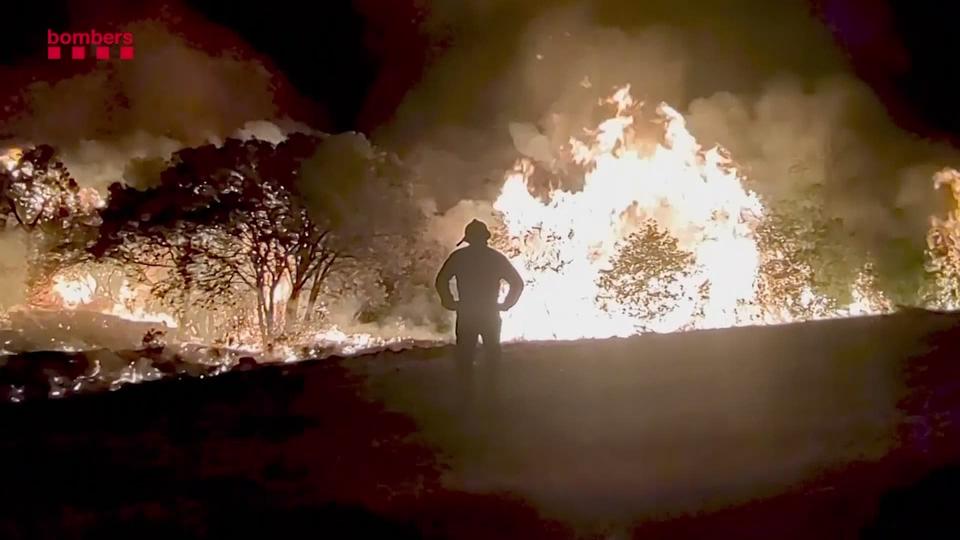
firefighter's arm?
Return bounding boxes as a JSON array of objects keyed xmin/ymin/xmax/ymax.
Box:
[
  {"xmin": 498, "ymin": 256, "xmax": 525, "ymax": 311},
  {"xmin": 435, "ymin": 255, "xmax": 459, "ymax": 311}
]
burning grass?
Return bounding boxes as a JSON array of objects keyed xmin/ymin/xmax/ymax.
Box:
[{"xmin": 0, "ymin": 308, "xmax": 440, "ymax": 403}]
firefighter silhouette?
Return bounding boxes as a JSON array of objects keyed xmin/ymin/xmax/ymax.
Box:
[{"xmin": 436, "ymin": 220, "xmax": 524, "ymax": 404}]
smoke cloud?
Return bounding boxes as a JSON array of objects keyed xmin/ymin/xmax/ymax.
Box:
[{"xmin": 2, "ymin": 20, "xmax": 290, "ymax": 192}]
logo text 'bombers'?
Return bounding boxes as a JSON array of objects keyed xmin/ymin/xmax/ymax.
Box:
[{"xmin": 47, "ymin": 29, "xmax": 134, "ymax": 61}]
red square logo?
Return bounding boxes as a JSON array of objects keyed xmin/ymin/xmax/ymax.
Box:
[
  {"xmin": 119, "ymin": 46, "xmax": 134, "ymax": 60},
  {"xmin": 71, "ymin": 46, "xmax": 85, "ymax": 60},
  {"xmin": 47, "ymin": 46, "xmax": 61, "ymax": 59},
  {"xmin": 95, "ymin": 46, "xmax": 110, "ymax": 60}
]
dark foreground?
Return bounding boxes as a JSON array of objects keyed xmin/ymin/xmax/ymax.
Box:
[{"xmin": 3, "ymin": 311, "xmax": 960, "ymax": 539}]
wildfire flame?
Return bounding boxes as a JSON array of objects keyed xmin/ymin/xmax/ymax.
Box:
[
  {"xmin": 491, "ymin": 85, "xmax": 893, "ymax": 341},
  {"xmin": 108, "ymin": 280, "xmax": 178, "ymax": 328},
  {"xmin": 49, "ymin": 273, "xmax": 177, "ymax": 328},
  {"xmin": 313, "ymin": 325, "xmax": 408, "ymax": 355},
  {"xmin": 492, "ymin": 86, "xmax": 764, "ymax": 340},
  {"xmin": 1, "ymin": 147, "xmax": 23, "ymax": 172},
  {"xmin": 7, "ymin": 86, "xmax": 959, "ymax": 367},
  {"xmin": 926, "ymin": 167, "xmax": 960, "ymax": 309},
  {"xmin": 51, "ymin": 274, "xmax": 96, "ymax": 308}
]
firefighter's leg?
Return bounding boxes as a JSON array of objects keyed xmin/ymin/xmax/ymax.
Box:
[
  {"xmin": 479, "ymin": 313, "xmax": 503, "ymax": 405},
  {"xmin": 455, "ymin": 313, "xmax": 479, "ymax": 411}
]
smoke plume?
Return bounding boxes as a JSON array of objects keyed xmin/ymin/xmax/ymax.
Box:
[{"xmin": 2, "ymin": 20, "xmax": 291, "ymax": 192}]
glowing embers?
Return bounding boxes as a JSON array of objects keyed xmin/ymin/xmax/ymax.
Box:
[{"xmin": 52, "ymin": 274, "xmax": 96, "ymax": 308}]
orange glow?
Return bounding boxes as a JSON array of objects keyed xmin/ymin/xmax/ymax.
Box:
[{"xmin": 492, "ymin": 86, "xmax": 890, "ymax": 341}]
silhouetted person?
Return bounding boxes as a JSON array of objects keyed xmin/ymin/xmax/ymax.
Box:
[{"xmin": 436, "ymin": 220, "xmax": 524, "ymax": 406}]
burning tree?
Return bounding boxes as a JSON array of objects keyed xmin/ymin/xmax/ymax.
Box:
[
  {"xmin": 754, "ymin": 189, "xmax": 868, "ymax": 321},
  {"xmin": 596, "ymin": 220, "xmax": 701, "ymax": 331},
  {"xmin": 0, "ymin": 145, "xmax": 83, "ymax": 231},
  {"xmin": 293, "ymin": 132, "xmax": 427, "ymax": 326},
  {"xmin": 92, "ymin": 135, "xmax": 328, "ymax": 342},
  {"xmin": 0, "ymin": 145, "xmax": 100, "ymax": 304},
  {"xmin": 90, "ymin": 133, "xmax": 421, "ymax": 344},
  {"xmin": 925, "ymin": 167, "xmax": 960, "ymax": 309}
]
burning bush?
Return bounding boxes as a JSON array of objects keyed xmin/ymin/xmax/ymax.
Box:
[
  {"xmin": 753, "ymin": 197, "xmax": 852, "ymax": 321},
  {"xmin": 86, "ymin": 133, "xmax": 425, "ymax": 346},
  {"xmin": 0, "ymin": 145, "xmax": 86, "ymax": 232},
  {"xmin": 926, "ymin": 168, "xmax": 960, "ymax": 309},
  {"xmin": 1, "ymin": 145, "xmax": 102, "ymax": 307},
  {"xmin": 597, "ymin": 220, "xmax": 701, "ymax": 332}
]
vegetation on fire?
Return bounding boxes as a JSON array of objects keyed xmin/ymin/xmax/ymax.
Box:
[
  {"xmin": 4, "ymin": 88, "xmax": 960, "ymax": 347},
  {"xmin": 753, "ymin": 190, "xmax": 856, "ymax": 321},
  {"xmin": 0, "ymin": 145, "xmax": 101, "ymax": 307},
  {"xmin": 596, "ymin": 220, "xmax": 701, "ymax": 330},
  {"xmin": 1, "ymin": 134, "xmax": 433, "ymax": 347},
  {"xmin": 925, "ymin": 168, "xmax": 960, "ymax": 309}
]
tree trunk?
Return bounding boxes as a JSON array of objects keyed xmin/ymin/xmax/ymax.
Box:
[
  {"xmin": 203, "ymin": 310, "xmax": 213, "ymax": 339},
  {"xmin": 304, "ymin": 255, "xmax": 337, "ymax": 323},
  {"xmin": 265, "ymin": 297, "xmax": 275, "ymax": 344},
  {"xmin": 265, "ymin": 272, "xmax": 290, "ymax": 346},
  {"xmin": 284, "ymin": 287, "xmax": 302, "ymax": 332},
  {"xmin": 255, "ymin": 290, "xmax": 269, "ymax": 345},
  {"xmin": 304, "ymin": 276, "xmax": 323, "ymax": 323}
]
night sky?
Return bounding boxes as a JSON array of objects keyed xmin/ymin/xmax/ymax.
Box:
[{"xmin": 1, "ymin": 0, "xmax": 960, "ymax": 142}]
